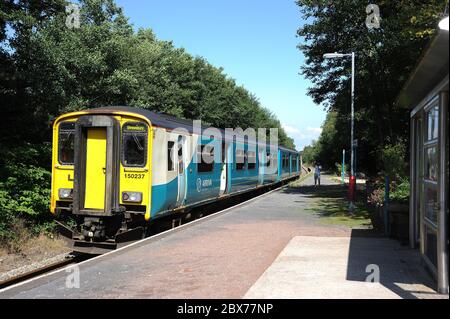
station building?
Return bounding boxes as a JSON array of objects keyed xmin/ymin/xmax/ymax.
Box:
[{"xmin": 398, "ymin": 29, "xmax": 448, "ymax": 294}]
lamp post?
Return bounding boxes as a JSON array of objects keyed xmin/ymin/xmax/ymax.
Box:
[{"xmin": 324, "ymin": 52, "xmax": 356, "ymax": 210}]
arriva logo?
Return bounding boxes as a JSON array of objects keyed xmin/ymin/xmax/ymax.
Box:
[{"xmin": 196, "ymin": 178, "xmax": 213, "ymax": 192}]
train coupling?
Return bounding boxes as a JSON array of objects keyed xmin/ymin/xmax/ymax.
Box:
[{"xmin": 55, "ymin": 220, "xmax": 145, "ymax": 255}]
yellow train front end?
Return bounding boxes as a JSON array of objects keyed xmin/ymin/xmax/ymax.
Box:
[{"xmin": 50, "ymin": 108, "xmax": 153, "ymax": 254}]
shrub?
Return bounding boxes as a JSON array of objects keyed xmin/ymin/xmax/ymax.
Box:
[
  {"xmin": 368, "ymin": 188, "xmax": 385, "ymax": 208},
  {"xmin": 381, "ymin": 140, "xmax": 408, "ymax": 180},
  {"xmin": 366, "ymin": 177, "xmax": 410, "ymax": 208},
  {"xmin": 335, "ymin": 162, "xmax": 350, "ymax": 177},
  {"xmin": 389, "ymin": 178, "xmax": 410, "ymax": 203},
  {"xmin": 0, "ymin": 144, "xmax": 54, "ymax": 249}
]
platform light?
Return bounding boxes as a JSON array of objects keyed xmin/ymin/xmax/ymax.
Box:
[
  {"xmin": 122, "ymin": 192, "xmax": 143, "ymax": 203},
  {"xmin": 323, "ymin": 51, "xmax": 357, "ymax": 212},
  {"xmin": 439, "ymin": 16, "xmax": 449, "ymax": 31},
  {"xmin": 323, "ymin": 52, "xmax": 351, "ymax": 59},
  {"xmin": 59, "ymin": 188, "xmax": 73, "ymax": 199}
]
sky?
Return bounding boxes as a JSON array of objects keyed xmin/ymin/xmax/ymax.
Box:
[{"xmin": 115, "ymin": 0, "xmax": 327, "ymax": 150}]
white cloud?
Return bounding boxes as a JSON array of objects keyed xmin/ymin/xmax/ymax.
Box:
[
  {"xmin": 282, "ymin": 124, "xmax": 322, "ymax": 149},
  {"xmin": 283, "ymin": 124, "xmax": 322, "ymax": 139},
  {"xmin": 282, "ymin": 124, "xmax": 301, "ymax": 135}
]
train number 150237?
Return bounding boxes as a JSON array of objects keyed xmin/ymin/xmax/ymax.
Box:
[{"xmin": 124, "ymin": 173, "xmax": 145, "ymax": 179}]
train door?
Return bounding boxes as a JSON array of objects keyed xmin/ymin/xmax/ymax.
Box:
[
  {"xmin": 220, "ymin": 142, "xmax": 229, "ymax": 195},
  {"xmin": 84, "ymin": 128, "xmax": 107, "ymax": 209},
  {"xmin": 72, "ymin": 115, "xmax": 121, "ymax": 216},
  {"xmin": 176, "ymin": 135, "xmax": 187, "ymax": 206}
]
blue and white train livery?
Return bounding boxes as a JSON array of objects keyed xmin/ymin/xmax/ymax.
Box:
[{"xmin": 51, "ymin": 107, "xmax": 301, "ymax": 253}]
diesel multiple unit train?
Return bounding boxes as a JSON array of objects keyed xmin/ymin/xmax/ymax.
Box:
[{"xmin": 51, "ymin": 107, "xmax": 301, "ymax": 253}]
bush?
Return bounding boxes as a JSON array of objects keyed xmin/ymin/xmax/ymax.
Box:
[
  {"xmin": 390, "ymin": 178, "xmax": 410, "ymax": 203},
  {"xmin": 334, "ymin": 162, "xmax": 350, "ymax": 177},
  {"xmin": 366, "ymin": 177, "xmax": 410, "ymax": 208},
  {"xmin": 381, "ymin": 140, "xmax": 408, "ymax": 180},
  {"xmin": 0, "ymin": 144, "xmax": 54, "ymax": 249},
  {"xmin": 368, "ymin": 188, "xmax": 385, "ymax": 208}
]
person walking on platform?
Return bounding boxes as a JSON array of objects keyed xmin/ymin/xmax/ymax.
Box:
[{"xmin": 314, "ymin": 164, "xmax": 321, "ymax": 187}]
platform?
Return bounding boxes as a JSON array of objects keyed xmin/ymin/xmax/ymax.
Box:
[
  {"xmin": 0, "ymin": 175, "xmax": 445, "ymax": 299},
  {"xmin": 244, "ymin": 236, "xmax": 445, "ymax": 299}
]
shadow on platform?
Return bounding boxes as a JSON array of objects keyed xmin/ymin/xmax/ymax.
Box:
[{"xmin": 345, "ymin": 229, "xmax": 438, "ymax": 299}]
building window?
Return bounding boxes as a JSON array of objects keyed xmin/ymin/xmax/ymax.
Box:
[
  {"xmin": 122, "ymin": 122, "xmax": 147, "ymax": 167},
  {"xmin": 426, "ymin": 105, "xmax": 439, "ymax": 141},
  {"xmin": 425, "ymin": 227, "xmax": 438, "ymax": 268},
  {"xmin": 247, "ymin": 151, "xmax": 256, "ymax": 170},
  {"xmin": 58, "ymin": 122, "xmax": 75, "ymax": 165},
  {"xmin": 168, "ymin": 141, "xmax": 175, "ymax": 171},
  {"xmin": 197, "ymin": 145, "xmax": 214, "ymax": 173},
  {"xmin": 236, "ymin": 149, "xmax": 246, "ymax": 170},
  {"xmin": 425, "ymin": 146, "xmax": 438, "ymax": 182},
  {"xmin": 424, "ymin": 186, "xmax": 439, "ymax": 226}
]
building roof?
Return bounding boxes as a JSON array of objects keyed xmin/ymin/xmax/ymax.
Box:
[{"xmin": 397, "ymin": 30, "xmax": 449, "ymax": 109}]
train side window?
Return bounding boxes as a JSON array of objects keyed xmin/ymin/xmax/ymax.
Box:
[
  {"xmin": 247, "ymin": 151, "xmax": 256, "ymax": 170},
  {"xmin": 197, "ymin": 145, "xmax": 214, "ymax": 173},
  {"xmin": 167, "ymin": 141, "xmax": 175, "ymax": 171},
  {"xmin": 58, "ymin": 122, "xmax": 75, "ymax": 165},
  {"xmin": 236, "ymin": 149, "xmax": 246, "ymax": 170},
  {"xmin": 122, "ymin": 122, "xmax": 148, "ymax": 167},
  {"xmin": 266, "ymin": 152, "xmax": 272, "ymax": 167}
]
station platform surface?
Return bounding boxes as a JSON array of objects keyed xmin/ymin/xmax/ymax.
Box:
[
  {"xmin": 0, "ymin": 175, "xmax": 446, "ymax": 299},
  {"xmin": 245, "ymin": 236, "xmax": 445, "ymax": 299}
]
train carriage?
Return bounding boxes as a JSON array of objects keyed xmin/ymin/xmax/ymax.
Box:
[{"xmin": 51, "ymin": 107, "xmax": 300, "ymax": 254}]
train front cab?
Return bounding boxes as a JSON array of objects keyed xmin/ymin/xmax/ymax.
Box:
[{"xmin": 51, "ymin": 111, "xmax": 153, "ymax": 253}]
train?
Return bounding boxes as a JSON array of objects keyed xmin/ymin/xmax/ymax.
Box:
[{"xmin": 51, "ymin": 107, "xmax": 301, "ymax": 254}]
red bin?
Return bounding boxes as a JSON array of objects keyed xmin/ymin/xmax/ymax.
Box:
[{"xmin": 348, "ymin": 175, "xmax": 356, "ymax": 202}]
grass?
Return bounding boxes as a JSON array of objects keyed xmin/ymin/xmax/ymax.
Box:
[
  {"xmin": 288, "ymin": 180, "xmax": 373, "ymax": 229},
  {"xmin": 307, "ymin": 199, "xmax": 372, "ymax": 228}
]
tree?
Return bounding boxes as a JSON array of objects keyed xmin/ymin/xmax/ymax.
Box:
[
  {"xmin": 0, "ymin": 0, "xmax": 296, "ymax": 243},
  {"xmin": 296, "ymin": 0, "xmax": 445, "ymax": 175}
]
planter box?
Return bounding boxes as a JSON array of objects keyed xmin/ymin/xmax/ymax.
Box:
[
  {"xmin": 366, "ymin": 203, "xmax": 384, "ymax": 231},
  {"xmin": 388, "ymin": 202, "xmax": 409, "ymax": 243}
]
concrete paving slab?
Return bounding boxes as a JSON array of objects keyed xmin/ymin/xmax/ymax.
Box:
[{"xmin": 244, "ymin": 236, "xmax": 448, "ymax": 299}]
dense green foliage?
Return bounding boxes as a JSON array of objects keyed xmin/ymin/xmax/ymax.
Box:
[
  {"xmin": 297, "ymin": 0, "xmax": 446, "ymax": 176},
  {"xmin": 0, "ymin": 0, "xmax": 294, "ymax": 246}
]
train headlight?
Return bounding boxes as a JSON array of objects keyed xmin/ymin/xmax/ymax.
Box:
[
  {"xmin": 59, "ymin": 188, "xmax": 73, "ymax": 200},
  {"xmin": 122, "ymin": 192, "xmax": 143, "ymax": 203}
]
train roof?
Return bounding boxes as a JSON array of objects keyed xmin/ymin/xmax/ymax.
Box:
[{"xmin": 81, "ymin": 106, "xmax": 298, "ymax": 153}]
